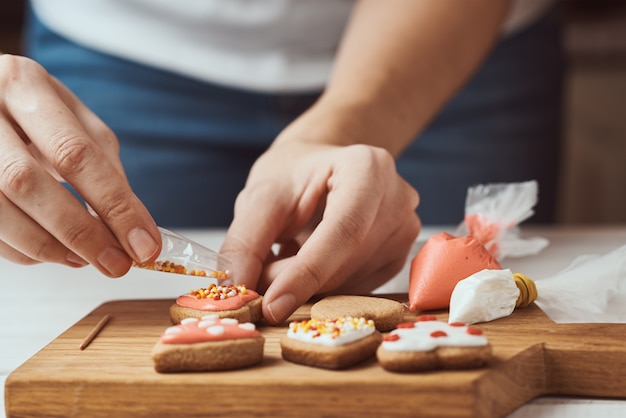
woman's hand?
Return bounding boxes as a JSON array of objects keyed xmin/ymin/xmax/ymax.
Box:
[
  {"xmin": 221, "ymin": 140, "xmax": 421, "ymax": 324},
  {"xmin": 0, "ymin": 54, "xmax": 160, "ymax": 277},
  {"xmin": 219, "ymin": 0, "xmax": 510, "ymax": 324}
]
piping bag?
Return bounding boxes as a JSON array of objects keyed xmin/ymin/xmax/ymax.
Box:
[
  {"xmin": 132, "ymin": 227, "xmax": 232, "ymax": 279},
  {"xmin": 408, "ymin": 181, "xmax": 547, "ymax": 311},
  {"xmin": 449, "ymin": 244, "xmax": 626, "ymax": 324},
  {"xmin": 407, "ymin": 180, "xmax": 626, "ymax": 324}
]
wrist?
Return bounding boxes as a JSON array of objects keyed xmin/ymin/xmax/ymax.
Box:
[{"xmin": 274, "ymin": 92, "xmax": 414, "ymax": 157}]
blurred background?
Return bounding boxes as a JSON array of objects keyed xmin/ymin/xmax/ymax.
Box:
[
  {"xmin": 1, "ymin": 0, "xmax": 625, "ymax": 224},
  {"xmin": 557, "ymin": 0, "xmax": 626, "ymax": 223}
]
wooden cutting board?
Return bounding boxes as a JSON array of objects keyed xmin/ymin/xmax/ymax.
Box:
[{"xmin": 5, "ymin": 296, "xmax": 626, "ymax": 418}]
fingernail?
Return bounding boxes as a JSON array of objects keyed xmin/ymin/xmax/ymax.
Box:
[
  {"xmin": 66, "ymin": 251, "xmax": 87, "ymax": 267},
  {"xmin": 97, "ymin": 246, "xmax": 130, "ymax": 277},
  {"xmin": 266, "ymin": 293, "xmax": 297, "ymax": 324},
  {"xmin": 127, "ymin": 227, "xmax": 159, "ymax": 263}
]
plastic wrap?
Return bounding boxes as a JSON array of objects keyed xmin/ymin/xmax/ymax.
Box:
[{"xmin": 456, "ymin": 180, "xmax": 548, "ymax": 260}]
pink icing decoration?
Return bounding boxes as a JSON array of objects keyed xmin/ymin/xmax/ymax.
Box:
[
  {"xmin": 176, "ymin": 289, "xmax": 259, "ymax": 311},
  {"xmin": 160, "ymin": 317, "xmax": 260, "ymax": 344}
]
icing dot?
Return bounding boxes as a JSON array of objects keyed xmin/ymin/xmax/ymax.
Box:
[
  {"xmin": 417, "ymin": 315, "xmax": 438, "ymax": 322},
  {"xmin": 396, "ymin": 322, "xmax": 416, "ymax": 329},
  {"xmin": 449, "ymin": 322, "xmax": 466, "ymax": 327},
  {"xmin": 201, "ymin": 314, "xmax": 220, "ymax": 320},
  {"xmin": 164, "ymin": 326, "xmax": 182, "ymax": 335},
  {"xmin": 220, "ymin": 318, "xmax": 239, "ymax": 325},
  {"xmin": 198, "ymin": 319, "xmax": 217, "ymax": 328},
  {"xmin": 430, "ymin": 330, "xmax": 448, "ymax": 338},
  {"xmin": 466, "ymin": 326, "xmax": 484, "ymax": 336},
  {"xmin": 383, "ymin": 334, "xmax": 400, "ymax": 342},
  {"xmin": 238, "ymin": 322, "xmax": 256, "ymax": 331},
  {"xmin": 207, "ymin": 325, "xmax": 225, "ymax": 335},
  {"xmin": 181, "ymin": 318, "xmax": 199, "ymax": 325}
]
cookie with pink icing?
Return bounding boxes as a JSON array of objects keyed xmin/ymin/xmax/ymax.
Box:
[
  {"xmin": 169, "ymin": 284, "xmax": 263, "ymax": 325},
  {"xmin": 376, "ymin": 315, "xmax": 491, "ymax": 373},
  {"xmin": 151, "ymin": 315, "xmax": 264, "ymax": 373}
]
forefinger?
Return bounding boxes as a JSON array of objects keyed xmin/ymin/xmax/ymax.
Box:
[{"xmin": 261, "ymin": 148, "xmax": 386, "ymax": 323}]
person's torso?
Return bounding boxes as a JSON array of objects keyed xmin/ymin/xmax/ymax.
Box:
[{"xmin": 30, "ymin": 0, "xmax": 554, "ymax": 93}]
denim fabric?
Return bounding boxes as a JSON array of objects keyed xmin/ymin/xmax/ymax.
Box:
[
  {"xmin": 24, "ymin": 4, "xmax": 564, "ymax": 227},
  {"xmin": 398, "ymin": 7, "xmax": 565, "ymax": 224}
]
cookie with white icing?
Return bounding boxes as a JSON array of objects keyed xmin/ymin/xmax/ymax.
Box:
[
  {"xmin": 280, "ymin": 316, "xmax": 382, "ymax": 370},
  {"xmin": 310, "ymin": 295, "xmax": 405, "ymax": 332},
  {"xmin": 376, "ymin": 315, "xmax": 492, "ymax": 373},
  {"xmin": 152, "ymin": 316, "xmax": 265, "ymax": 373},
  {"xmin": 169, "ymin": 284, "xmax": 263, "ymax": 325}
]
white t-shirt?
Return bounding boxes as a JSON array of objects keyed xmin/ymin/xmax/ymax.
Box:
[{"xmin": 31, "ymin": 0, "xmax": 554, "ymax": 93}]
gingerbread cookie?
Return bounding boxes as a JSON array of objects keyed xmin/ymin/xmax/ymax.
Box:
[
  {"xmin": 151, "ymin": 315, "xmax": 264, "ymax": 373},
  {"xmin": 310, "ymin": 295, "xmax": 405, "ymax": 332},
  {"xmin": 376, "ymin": 315, "xmax": 491, "ymax": 373},
  {"xmin": 280, "ymin": 316, "xmax": 382, "ymax": 370},
  {"xmin": 169, "ymin": 284, "xmax": 263, "ymax": 325}
]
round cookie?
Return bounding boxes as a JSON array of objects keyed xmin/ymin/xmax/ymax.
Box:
[
  {"xmin": 169, "ymin": 284, "xmax": 263, "ymax": 325},
  {"xmin": 376, "ymin": 315, "xmax": 492, "ymax": 373},
  {"xmin": 151, "ymin": 316, "xmax": 265, "ymax": 373},
  {"xmin": 310, "ymin": 295, "xmax": 405, "ymax": 332}
]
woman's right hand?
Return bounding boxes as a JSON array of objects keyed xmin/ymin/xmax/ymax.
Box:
[{"xmin": 0, "ymin": 54, "xmax": 161, "ymax": 277}]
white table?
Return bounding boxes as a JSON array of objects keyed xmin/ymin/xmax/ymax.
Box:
[{"xmin": 2, "ymin": 225, "xmax": 626, "ymax": 418}]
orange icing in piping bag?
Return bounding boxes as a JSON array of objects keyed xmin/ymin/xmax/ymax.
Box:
[{"xmin": 408, "ymin": 232, "xmax": 501, "ymax": 311}]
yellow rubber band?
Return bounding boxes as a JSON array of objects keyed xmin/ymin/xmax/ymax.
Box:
[{"xmin": 513, "ymin": 273, "xmax": 538, "ymax": 308}]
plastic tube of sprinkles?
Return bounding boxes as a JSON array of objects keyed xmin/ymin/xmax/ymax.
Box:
[{"xmin": 132, "ymin": 227, "xmax": 231, "ymax": 280}]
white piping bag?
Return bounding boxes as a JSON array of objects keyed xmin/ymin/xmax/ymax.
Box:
[{"xmin": 449, "ymin": 244, "xmax": 626, "ymax": 324}]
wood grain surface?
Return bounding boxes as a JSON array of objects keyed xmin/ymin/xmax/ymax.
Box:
[{"xmin": 5, "ymin": 296, "xmax": 626, "ymax": 418}]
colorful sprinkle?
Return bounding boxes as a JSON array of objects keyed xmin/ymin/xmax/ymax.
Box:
[
  {"xmin": 190, "ymin": 284, "xmax": 249, "ymax": 300},
  {"xmin": 289, "ymin": 317, "xmax": 375, "ymax": 339},
  {"xmin": 132, "ymin": 260, "xmax": 230, "ymax": 279}
]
